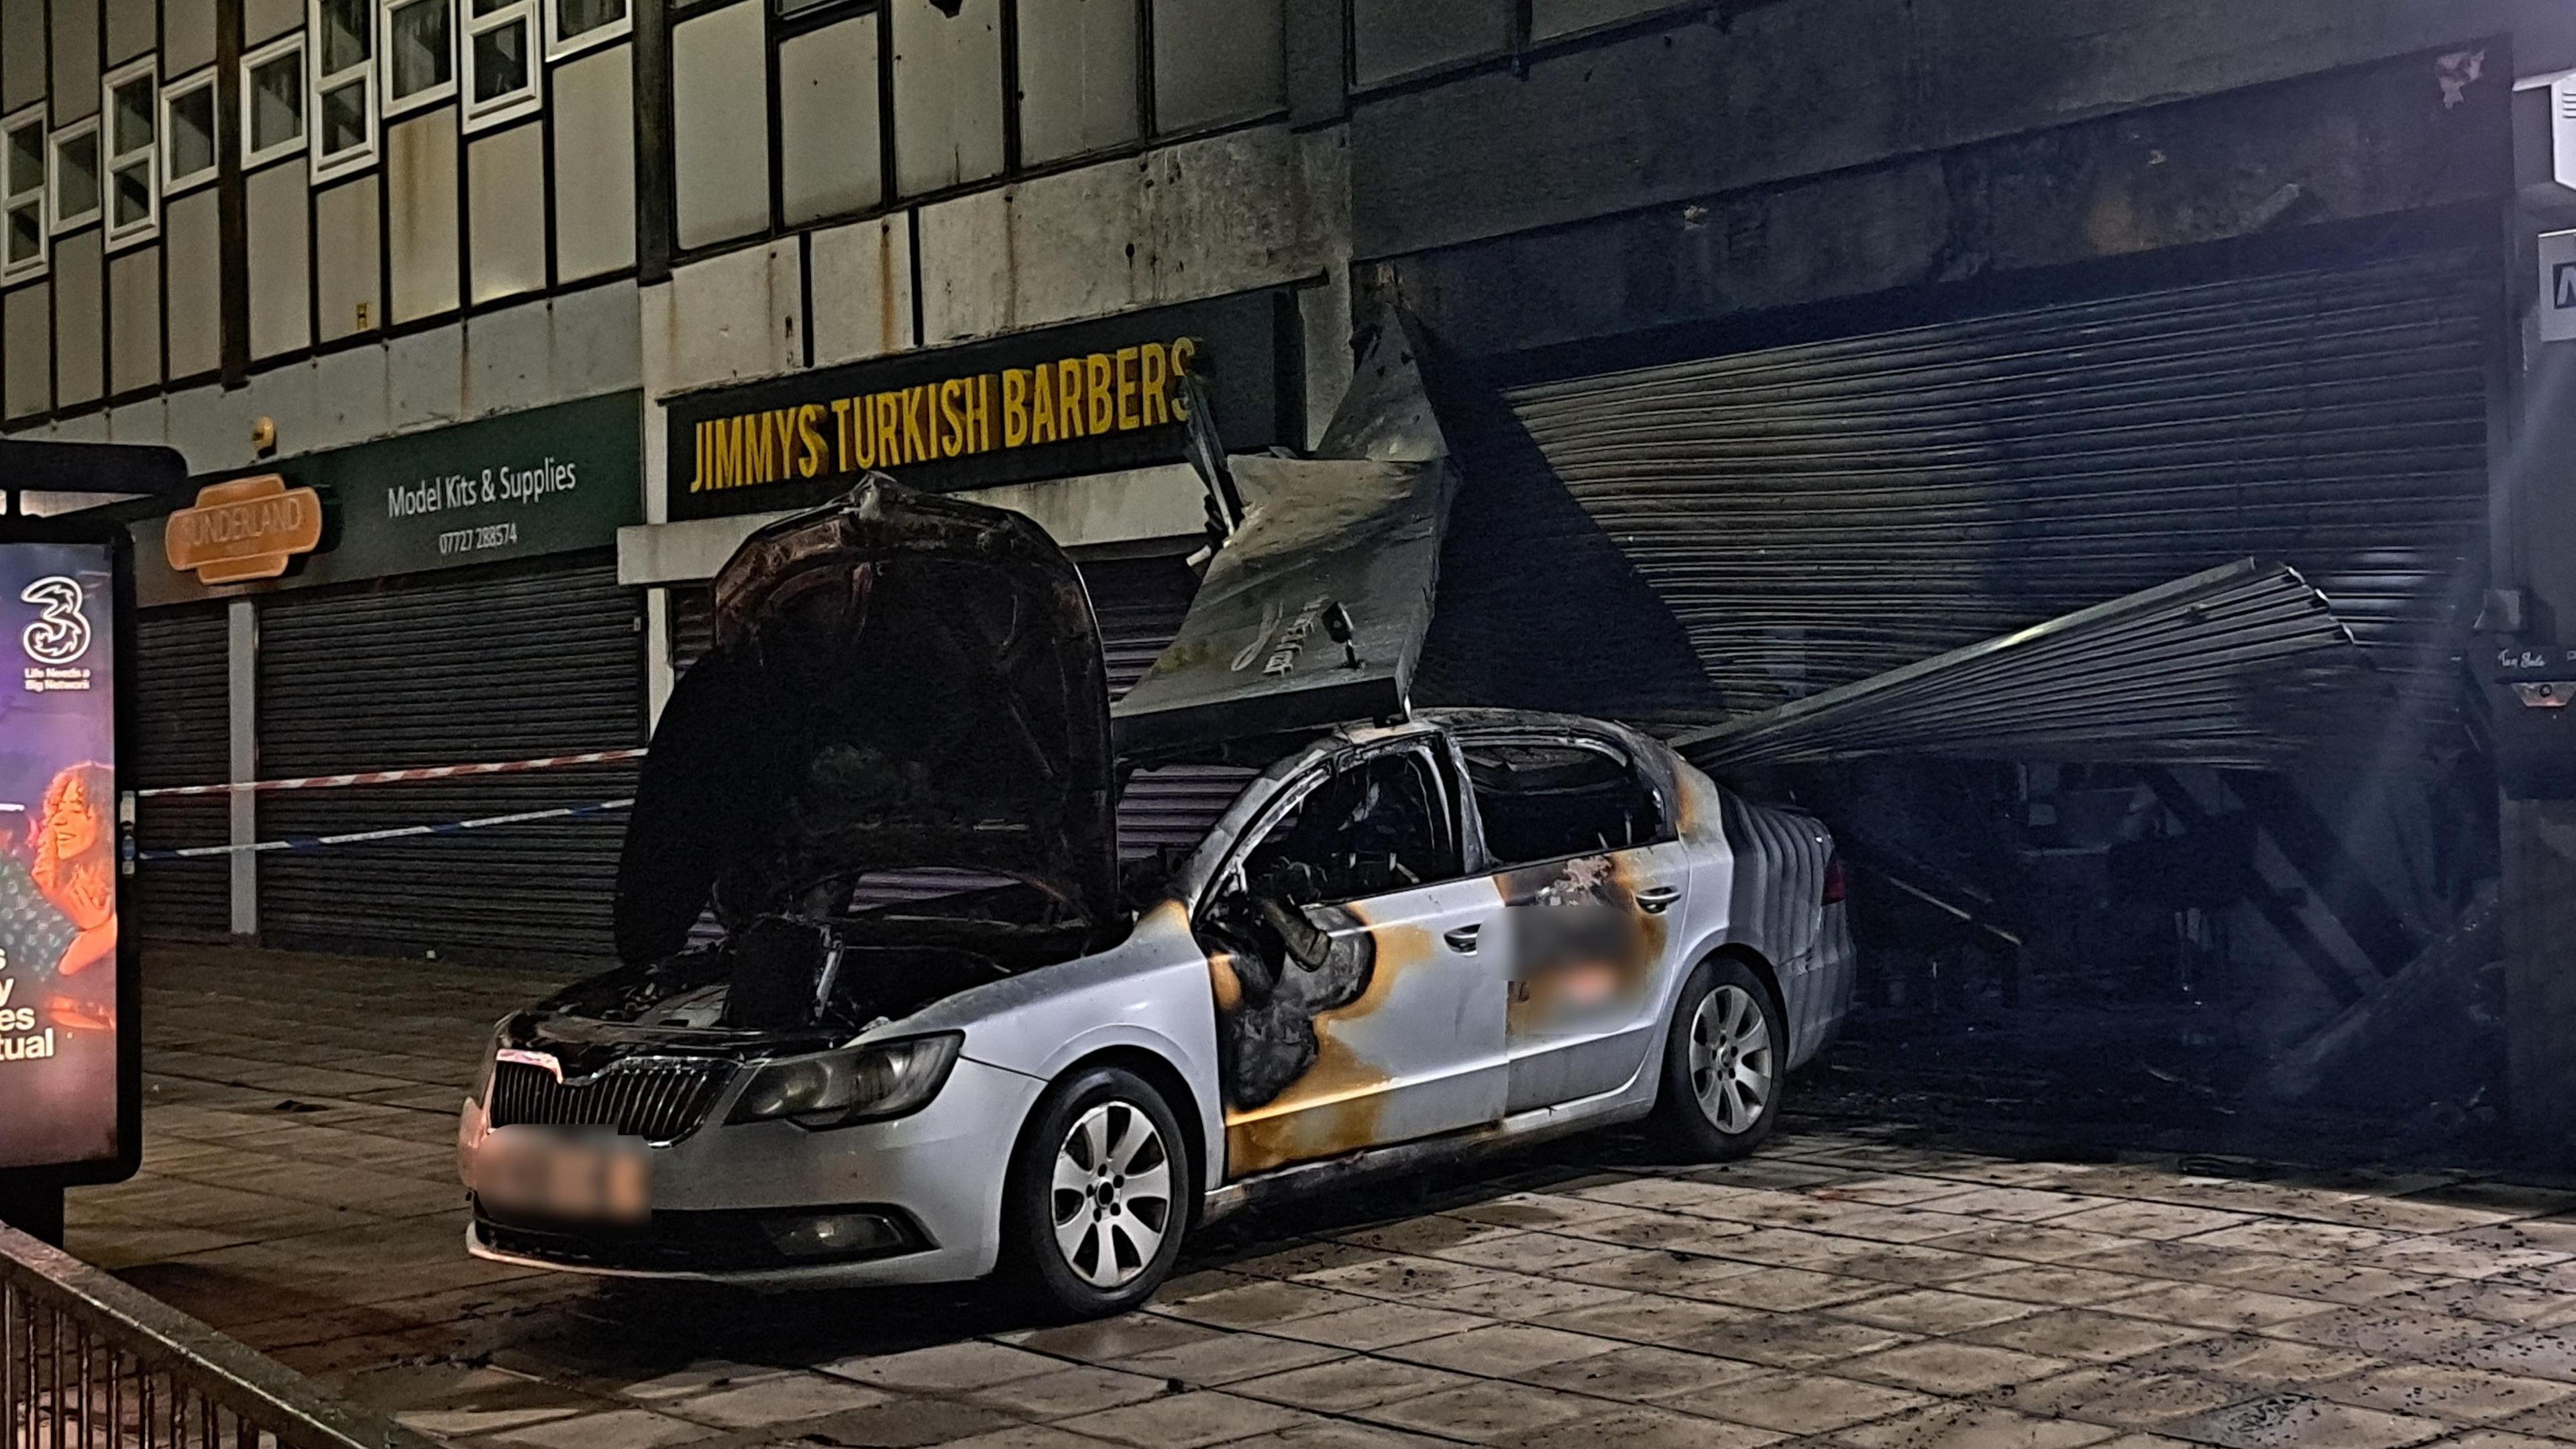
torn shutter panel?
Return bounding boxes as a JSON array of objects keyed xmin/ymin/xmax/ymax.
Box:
[{"xmin": 1487, "ymin": 246, "xmax": 2495, "ymax": 727}]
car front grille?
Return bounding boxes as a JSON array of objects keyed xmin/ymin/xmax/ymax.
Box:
[{"xmin": 486, "ymin": 1057, "xmax": 731, "ymax": 1142}]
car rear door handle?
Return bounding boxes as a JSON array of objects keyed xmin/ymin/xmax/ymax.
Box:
[
  {"xmin": 1443, "ymin": 924, "xmax": 1481, "ymax": 953},
  {"xmin": 1637, "ymin": 885, "xmax": 1680, "ymax": 915}
]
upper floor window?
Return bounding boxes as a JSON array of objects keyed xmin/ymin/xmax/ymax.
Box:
[
  {"xmin": 162, "ymin": 70, "xmax": 221, "ymax": 194},
  {"xmin": 48, "ymin": 119, "xmax": 102, "ymax": 234},
  {"xmin": 1, "ymin": 106, "xmax": 46, "ymax": 282},
  {"xmin": 103, "ymin": 57, "xmax": 161, "ymax": 248},
  {"xmin": 465, "ymin": 0, "xmax": 543, "ymax": 130},
  {"xmin": 243, "ymin": 33, "xmax": 309, "ymax": 169},
  {"xmin": 385, "ymin": 0, "xmax": 460, "ymax": 112},
  {"xmin": 549, "ymin": 0, "xmax": 633, "ymax": 59},
  {"xmin": 313, "ymin": 0, "xmax": 380, "ymax": 178}
]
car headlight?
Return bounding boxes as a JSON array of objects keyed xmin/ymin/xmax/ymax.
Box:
[{"xmin": 728, "ymin": 1033, "xmax": 964, "ymax": 1129}]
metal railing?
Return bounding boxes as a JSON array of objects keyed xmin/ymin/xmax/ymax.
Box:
[{"xmin": 0, "ymin": 1222, "xmax": 439, "ymax": 1448}]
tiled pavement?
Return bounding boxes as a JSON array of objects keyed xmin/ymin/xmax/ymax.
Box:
[{"xmin": 54, "ymin": 946, "xmax": 2576, "ymax": 1449}]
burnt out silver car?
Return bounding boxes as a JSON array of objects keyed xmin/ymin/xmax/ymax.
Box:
[{"xmin": 456, "ymin": 477, "xmax": 1854, "ymax": 1319}]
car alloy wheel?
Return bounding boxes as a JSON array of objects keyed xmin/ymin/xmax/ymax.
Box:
[
  {"xmin": 1687, "ymin": 982, "xmax": 1775, "ymax": 1135},
  {"xmin": 1048, "ymin": 1100, "xmax": 1175, "ymax": 1290}
]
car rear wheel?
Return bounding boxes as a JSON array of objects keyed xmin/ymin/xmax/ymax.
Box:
[
  {"xmin": 1002, "ymin": 1064, "xmax": 1189, "ymax": 1320},
  {"xmin": 1651, "ymin": 957, "xmax": 1783, "ymax": 1160}
]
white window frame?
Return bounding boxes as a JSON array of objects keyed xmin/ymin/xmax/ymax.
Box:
[
  {"xmin": 463, "ymin": 0, "xmax": 543, "ymax": 133},
  {"xmin": 1, "ymin": 103, "xmax": 48, "ymax": 282},
  {"xmin": 310, "ymin": 0, "xmax": 381, "ymax": 180},
  {"xmin": 48, "ymin": 117, "xmax": 103, "ymax": 235},
  {"xmin": 381, "ymin": 0, "xmax": 460, "ymax": 115},
  {"xmin": 241, "ymin": 32, "xmax": 309, "ymax": 170},
  {"xmin": 545, "ymin": 0, "xmax": 631, "ymax": 62},
  {"xmin": 160, "ymin": 67, "xmax": 221, "ymax": 195},
  {"xmin": 102, "ymin": 55, "xmax": 161, "ymax": 251}
]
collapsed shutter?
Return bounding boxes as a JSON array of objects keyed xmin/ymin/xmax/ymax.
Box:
[
  {"xmin": 130, "ymin": 605, "xmax": 231, "ymax": 942},
  {"xmin": 664, "ymin": 552, "xmax": 1248, "ymax": 869},
  {"xmin": 1460, "ymin": 246, "xmax": 2494, "ymax": 720},
  {"xmin": 1083, "ymin": 555, "xmax": 1256, "ymax": 861},
  {"xmin": 255, "ymin": 557, "xmax": 643, "ymax": 967}
]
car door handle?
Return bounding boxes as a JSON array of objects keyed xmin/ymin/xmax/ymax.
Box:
[
  {"xmin": 1443, "ymin": 924, "xmax": 1482, "ymax": 953},
  {"xmin": 1637, "ymin": 885, "xmax": 1680, "ymax": 915}
]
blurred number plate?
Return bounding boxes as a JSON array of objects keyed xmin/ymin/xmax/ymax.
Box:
[{"xmin": 482, "ymin": 1127, "xmax": 650, "ymax": 1224}]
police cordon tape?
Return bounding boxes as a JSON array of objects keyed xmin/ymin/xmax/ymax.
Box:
[
  {"xmin": 131, "ymin": 748, "xmax": 649, "ymax": 798},
  {"xmin": 133, "ymin": 799, "xmax": 636, "ymax": 861}
]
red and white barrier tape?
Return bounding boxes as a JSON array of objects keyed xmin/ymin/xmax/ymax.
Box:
[{"xmin": 133, "ymin": 748, "xmax": 647, "ymax": 799}]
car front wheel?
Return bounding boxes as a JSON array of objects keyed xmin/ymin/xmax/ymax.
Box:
[
  {"xmin": 1651, "ymin": 957, "xmax": 1784, "ymax": 1160},
  {"xmin": 1002, "ymin": 1064, "xmax": 1189, "ymax": 1319}
]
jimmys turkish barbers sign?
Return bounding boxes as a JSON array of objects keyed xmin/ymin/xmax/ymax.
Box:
[
  {"xmin": 134, "ymin": 390, "xmax": 642, "ymax": 607},
  {"xmin": 663, "ymin": 290, "xmax": 1300, "ymax": 522}
]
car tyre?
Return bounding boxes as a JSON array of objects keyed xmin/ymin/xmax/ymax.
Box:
[
  {"xmin": 1651, "ymin": 957, "xmax": 1784, "ymax": 1161},
  {"xmin": 1002, "ymin": 1063, "xmax": 1191, "ymax": 1320}
]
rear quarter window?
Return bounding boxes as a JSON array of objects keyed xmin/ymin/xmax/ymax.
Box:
[{"xmin": 1461, "ymin": 738, "xmax": 1668, "ymax": 867}]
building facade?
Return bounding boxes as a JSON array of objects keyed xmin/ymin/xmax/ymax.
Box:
[{"xmin": 4, "ymin": 0, "xmax": 2574, "ymax": 1142}]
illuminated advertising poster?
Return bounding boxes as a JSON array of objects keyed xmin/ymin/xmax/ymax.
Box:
[{"xmin": 0, "ymin": 543, "xmax": 119, "ymax": 1173}]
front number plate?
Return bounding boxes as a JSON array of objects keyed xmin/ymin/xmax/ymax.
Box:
[{"xmin": 480, "ymin": 1127, "xmax": 651, "ymax": 1224}]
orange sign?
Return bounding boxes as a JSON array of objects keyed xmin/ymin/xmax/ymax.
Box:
[{"xmin": 163, "ymin": 475, "xmax": 324, "ymax": 584}]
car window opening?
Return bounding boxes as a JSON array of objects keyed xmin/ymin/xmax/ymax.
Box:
[{"xmin": 1464, "ymin": 740, "xmax": 1665, "ymax": 867}]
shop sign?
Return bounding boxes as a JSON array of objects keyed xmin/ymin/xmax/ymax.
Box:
[
  {"xmin": 135, "ymin": 390, "xmax": 643, "ymax": 606},
  {"xmin": 162, "ymin": 476, "xmax": 324, "ymax": 584},
  {"xmin": 663, "ymin": 290, "xmax": 1299, "ymax": 523}
]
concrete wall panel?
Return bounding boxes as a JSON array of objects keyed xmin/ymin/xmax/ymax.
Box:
[
  {"xmin": 163, "ymin": 185, "xmax": 220, "ymax": 377},
  {"xmin": 916, "ymin": 123, "xmax": 1348, "ymax": 344},
  {"xmin": 1, "ymin": 0, "xmax": 44, "ymax": 111},
  {"xmin": 808, "ymin": 215, "xmax": 914, "ymax": 368},
  {"xmin": 52, "ymin": 229, "xmax": 102, "ymax": 407},
  {"xmin": 642, "ymin": 241, "xmax": 800, "ymax": 397},
  {"xmin": 107, "ymin": 239, "xmax": 158, "ymax": 392},
  {"xmin": 672, "ymin": 1, "xmax": 768, "ymax": 249},
  {"xmin": 164, "ymin": 379, "xmax": 252, "ymax": 472},
  {"xmin": 105, "ymin": 0, "xmax": 154, "ymax": 64},
  {"xmin": 892, "ymin": 0, "xmax": 1003, "ymax": 197},
  {"xmin": 1530, "ymin": 0, "xmax": 1685, "ymax": 41},
  {"xmin": 163, "ymin": 0, "xmax": 217, "ymax": 74},
  {"xmin": 1155, "ymin": 0, "xmax": 1284, "ymax": 134},
  {"xmin": 244, "ymin": 0, "xmax": 299, "ymax": 45},
  {"xmin": 384, "ymin": 323, "xmax": 464, "ymax": 433},
  {"xmin": 3, "ymin": 282, "xmax": 48, "ymax": 419},
  {"xmin": 1350, "ymin": 0, "xmax": 1509, "ymax": 88},
  {"xmin": 551, "ymin": 45, "xmax": 637, "ymax": 282},
  {"xmin": 468, "ymin": 121, "xmax": 547, "ymax": 305},
  {"xmin": 1018, "ymin": 0, "xmax": 1138, "ymax": 166},
  {"xmin": 464, "ymin": 280, "xmax": 643, "ymax": 415},
  {"xmin": 778, "ymin": 13, "xmax": 881, "ymax": 226},
  {"xmin": 50, "ymin": 0, "xmax": 99, "ymax": 119},
  {"xmin": 246, "ymin": 162, "xmax": 310, "ymax": 358},
  {"xmin": 315, "ymin": 173, "xmax": 382, "ymax": 342},
  {"xmin": 388, "ymin": 109, "xmax": 461, "ymax": 323}
]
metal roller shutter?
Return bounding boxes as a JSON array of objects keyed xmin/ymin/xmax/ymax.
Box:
[
  {"xmin": 130, "ymin": 606, "xmax": 231, "ymax": 942},
  {"xmin": 1474, "ymin": 246, "xmax": 2496, "ymax": 720},
  {"xmin": 664, "ymin": 551, "xmax": 1250, "ymax": 870},
  {"xmin": 256, "ymin": 556, "xmax": 643, "ymax": 967}
]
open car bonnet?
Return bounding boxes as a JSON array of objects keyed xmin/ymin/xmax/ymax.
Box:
[{"xmin": 613, "ymin": 479, "xmax": 1120, "ymax": 967}]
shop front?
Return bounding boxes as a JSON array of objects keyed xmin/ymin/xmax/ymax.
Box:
[
  {"xmin": 629, "ymin": 290, "xmax": 1309, "ymax": 867},
  {"xmin": 131, "ymin": 391, "xmax": 645, "ymax": 966}
]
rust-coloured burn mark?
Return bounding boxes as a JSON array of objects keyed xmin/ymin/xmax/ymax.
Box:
[
  {"xmin": 1220, "ymin": 906, "xmax": 1427, "ymax": 1178},
  {"xmin": 1501, "ymin": 853, "xmax": 1664, "ymax": 1040}
]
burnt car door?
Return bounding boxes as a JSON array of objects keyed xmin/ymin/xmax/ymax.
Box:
[
  {"xmin": 1456, "ymin": 727, "xmax": 1695, "ymax": 1113},
  {"xmin": 1195, "ymin": 737, "xmax": 1507, "ymax": 1178}
]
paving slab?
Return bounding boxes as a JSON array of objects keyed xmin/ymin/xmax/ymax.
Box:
[{"xmin": 42, "ymin": 946, "xmax": 2576, "ymax": 1449}]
